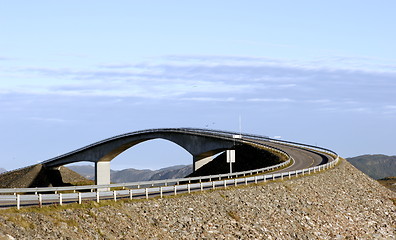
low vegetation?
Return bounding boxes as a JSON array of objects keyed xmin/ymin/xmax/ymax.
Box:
[{"xmin": 377, "ymin": 177, "xmax": 396, "ymax": 192}]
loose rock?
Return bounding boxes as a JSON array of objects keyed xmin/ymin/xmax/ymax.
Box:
[{"xmin": 0, "ymin": 160, "xmax": 395, "ymax": 239}]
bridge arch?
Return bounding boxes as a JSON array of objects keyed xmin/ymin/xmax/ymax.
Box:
[
  {"xmin": 108, "ymin": 138, "xmax": 192, "ymax": 170},
  {"xmin": 42, "ymin": 129, "xmax": 236, "ymax": 185}
]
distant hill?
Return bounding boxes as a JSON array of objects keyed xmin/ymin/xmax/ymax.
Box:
[
  {"xmin": 347, "ymin": 154, "xmax": 396, "ymax": 180},
  {"xmin": 68, "ymin": 164, "xmax": 192, "ymax": 183},
  {"xmin": 0, "ymin": 164, "xmax": 88, "ymax": 188},
  {"xmin": 0, "ymin": 168, "xmax": 6, "ymax": 174},
  {"xmin": 149, "ymin": 165, "xmax": 193, "ymax": 180}
]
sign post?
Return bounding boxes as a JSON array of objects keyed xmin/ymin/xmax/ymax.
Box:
[
  {"xmin": 227, "ymin": 134, "xmax": 242, "ymax": 174},
  {"xmin": 226, "ymin": 150, "xmax": 235, "ymax": 173}
]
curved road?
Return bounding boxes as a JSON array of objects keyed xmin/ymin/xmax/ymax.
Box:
[
  {"xmin": 0, "ymin": 128, "xmax": 337, "ymax": 208},
  {"xmin": 187, "ymin": 128, "xmax": 335, "ymax": 174},
  {"xmin": 253, "ymin": 139, "xmax": 332, "ymax": 173}
]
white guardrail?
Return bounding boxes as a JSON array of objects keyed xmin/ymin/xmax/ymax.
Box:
[{"xmin": 0, "ymin": 129, "xmax": 339, "ymax": 209}]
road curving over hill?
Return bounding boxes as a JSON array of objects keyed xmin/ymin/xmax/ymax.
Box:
[
  {"xmin": 191, "ymin": 128, "xmax": 335, "ymax": 174},
  {"xmin": 0, "ymin": 128, "xmax": 338, "ymax": 209},
  {"xmin": 40, "ymin": 127, "xmax": 336, "ymax": 176}
]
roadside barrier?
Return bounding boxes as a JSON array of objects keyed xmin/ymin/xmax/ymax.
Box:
[{"xmin": 0, "ymin": 129, "xmax": 339, "ymax": 209}]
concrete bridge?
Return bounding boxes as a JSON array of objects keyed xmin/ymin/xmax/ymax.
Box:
[
  {"xmin": 42, "ymin": 128, "xmax": 240, "ymax": 185},
  {"xmin": 1, "ymin": 128, "xmax": 339, "ymax": 208}
]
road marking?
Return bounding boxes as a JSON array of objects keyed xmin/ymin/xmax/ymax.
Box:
[{"xmin": 307, "ymin": 155, "xmax": 315, "ymax": 168}]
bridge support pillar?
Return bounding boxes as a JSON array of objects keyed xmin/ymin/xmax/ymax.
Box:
[
  {"xmin": 193, "ymin": 155, "xmax": 214, "ymax": 171},
  {"xmin": 95, "ymin": 161, "xmax": 111, "ymax": 191}
]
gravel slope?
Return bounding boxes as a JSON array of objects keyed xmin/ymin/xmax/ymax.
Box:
[
  {"xmin": 0, "ymin": 165, "xmax": 88, "ymax": 188},
  {"xmin": 0, "ymin": 159, "xmax": 395, "ymax": 239}
]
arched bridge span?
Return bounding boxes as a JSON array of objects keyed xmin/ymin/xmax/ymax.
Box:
[{"xmin": 42, "ymin": 129, "xmax": 238, "ymax": 185}]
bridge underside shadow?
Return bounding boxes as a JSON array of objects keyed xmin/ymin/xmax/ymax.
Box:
[
  {"xmin": 188, "ymin": 144, "xmax": 283, "ymax": 177},
  {"xmin": 43, "ymin": 131, "xmax": 237, "ymax": 186}
]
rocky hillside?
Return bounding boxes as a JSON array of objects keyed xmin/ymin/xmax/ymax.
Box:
[
  {"xmin": 0, "ymin": 164, "xmax": 88, "ymax": 188},
  {"xmin": 347, "ymin": 154, "xmax": 396, "ymax": 179},
  {"xmin": 68, "ymin": 164, "xmax": 192, "ymax": 183},
  {"xmin": 65, "ymin": 165, "xmax": 98, "ymax": 180},
  {"xmin": 0, "ymin": 159, "xmax": 394, "ymax": 239},
  {"xmin": 0, "ymin": 168, "xmax": 5, "ymax": 174},
  {"xmin": 150, "ymin": 165, "xmax": 192, "ymax": 181}
]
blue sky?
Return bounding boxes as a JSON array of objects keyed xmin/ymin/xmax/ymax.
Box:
[{"xmin": 1, "ymin": 1, "xmax": 395, "ymax": 170}]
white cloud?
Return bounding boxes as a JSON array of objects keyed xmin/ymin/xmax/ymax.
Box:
[
  {"xmin": 1, "ymin": 54, "xmax": 395, "ymax": 117},
  {"xmin": 306, "ymin": 99, "xmax": 332, "ymax": 104},
  {"xmin": 180, "ymin": 97, "xmax": 236, "ymax": 102},
  {"xmin": 29, "ymin": 117, "xmax": 68, "ymax": 123},
  {"xmin": 247, "ymin": 98, "xmax": 294, "ymax": 103},
  {"xmin": 382, "ymin": 105, "xmax": 396, "ymax": 114},
  {"xmin": 384, "ymin": 105, "xmax": 396, "ymax": 110},
  {"xmin": 346, "ymin": 107, "xmax": 371, "ymax": 113}
]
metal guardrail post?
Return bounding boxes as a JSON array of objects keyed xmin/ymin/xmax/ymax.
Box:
[
  {"xmin": 38, "ymin": 194, "xmax": 42, "ymax": 208},
  {"xmin": 59, "ymin": 193, "xmax": 63, "ymax": 206},
  {"xmin": 16, "ymin": 195, "xmax": 20, "ymax": 210},
  {"xmin": 129, "ymin": 189, "xmax": 133, "ymax": 200},
  {"xmin": 96, "ymin": 191, "xmax": 100, "ymax": 203},
  {"xmin": 78, "ymin": 193, "xmax": 82, "ymax": 204}
]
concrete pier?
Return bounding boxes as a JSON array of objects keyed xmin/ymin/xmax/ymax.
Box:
[{"xmin": 95, "ymin": 161, "xmax": 111, "ymax": 190}]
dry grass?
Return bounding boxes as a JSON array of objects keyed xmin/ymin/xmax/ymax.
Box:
[
  {"xmin": 6, "ymin": 215, "xmax": 35, "ymax": 229},
  {"xmin": 227, "ymin": 211, "xmax": 241, "ymax": 221}
]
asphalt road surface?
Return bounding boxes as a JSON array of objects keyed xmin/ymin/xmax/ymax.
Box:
[
  {"xmin": 246, "ymin": 138, "xmax": 333, "ymax": 174},
  {"xmin": 0, "ymin": 130, "xmax": 336, "ymax": 208}
]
